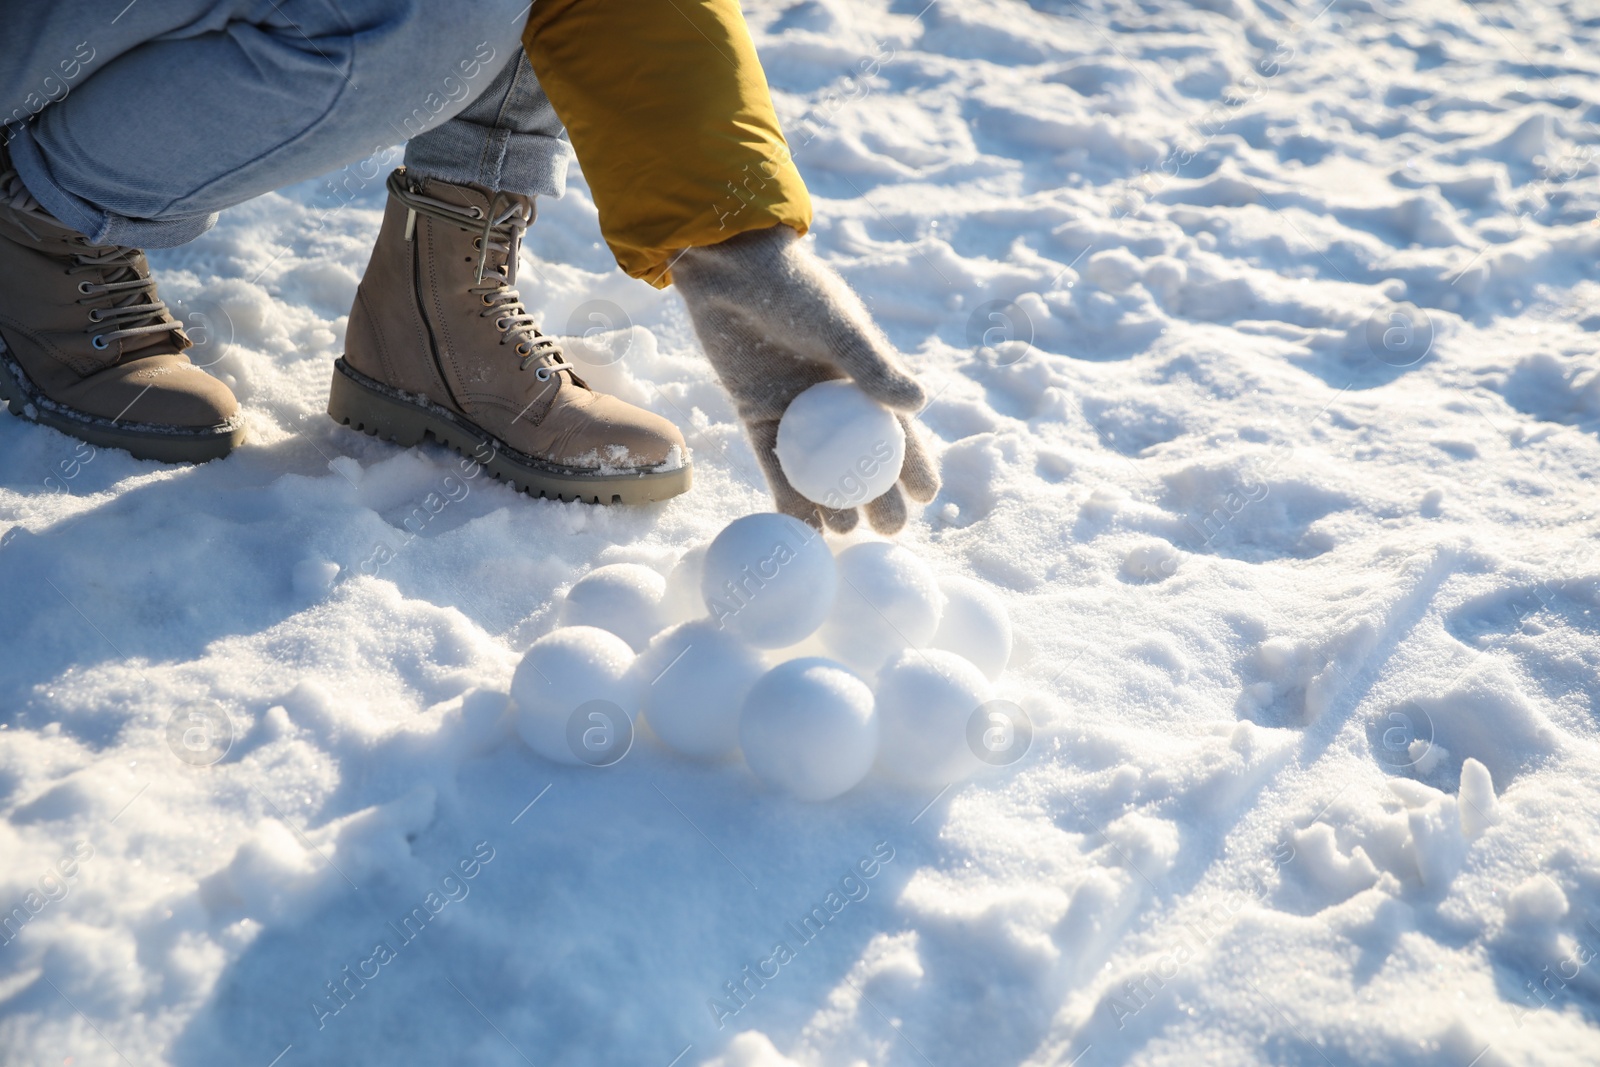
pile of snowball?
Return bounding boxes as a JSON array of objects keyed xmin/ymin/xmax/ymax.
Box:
[{"xmin": 509, "ymin": 513, "xmax": 1018, "ymax": 801}]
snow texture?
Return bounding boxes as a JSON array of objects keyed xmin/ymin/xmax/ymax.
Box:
[{"xmin": 3, "ymin": 0, "xmax": 1600, "ymax": 1064}]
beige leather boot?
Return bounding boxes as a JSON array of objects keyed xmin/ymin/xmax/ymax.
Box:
[
  {"xmin": 0, "ymin": 154, "xmax": 244, "ymax": 462},
  {"xmin": 331, "ymin": 169, "xmax": 690, "ymax": 504}
]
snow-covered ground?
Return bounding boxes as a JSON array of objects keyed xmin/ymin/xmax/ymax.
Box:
[{"xmin": 4, "ymin": 0, "xmax": 1600, "ymax": 1063}]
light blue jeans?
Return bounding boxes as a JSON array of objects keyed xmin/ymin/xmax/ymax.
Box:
[{"xmin": 2, "ymin": 0, "xmax": 573, "ymax": 249}]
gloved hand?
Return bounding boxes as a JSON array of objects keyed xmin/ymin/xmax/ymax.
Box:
[{"xmin": 673, "ymin": 225, "xmax": 940, "ymax": 534}]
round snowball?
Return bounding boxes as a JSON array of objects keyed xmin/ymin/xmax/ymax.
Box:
[
  {"xmin": 702, "ymin": 513, "xmax": 837, "ymax": 648},
  {"xmin": 636, "ymin": 621, "xmax": 766, "ymax": 760},
  {"xmin": 776, "ymin": 380, "xmax": 906, "ymax": 508},
  {"xmin": 511, "ymin": 626, "xmax": 639, "ymax": 766},
  {"xmin": 929, "ymin": 576, "xmax": 1012, "ymax": 680},
  {"xmin": 874, "ymin": 649, "xmax": 991, "ymax": 787},
  {"xmin": 739, "ymin": 658, "xmax": 878, "ymax": 802},
  {"xmin": 557, "ymin": 563, "xmax": 667, "ymax": 651},
  {"xmin": 818, "ymin": 542, "xmax": 942, "ymax": 674},
  {"xmin": 659, "ymin": 544, "xmax": 708, "ymax": 625}
]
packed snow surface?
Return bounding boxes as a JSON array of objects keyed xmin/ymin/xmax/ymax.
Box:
[{"xmin": 3, "ymin": 0, "xmax": 1600, "ymax": 1064}]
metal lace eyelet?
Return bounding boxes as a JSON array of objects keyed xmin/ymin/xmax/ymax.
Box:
[
  {"xmin": 516, "ymin": 343, "xmax": 531, "ymax": 356},
  {"xmin": 495, "ymin": 317, "xmax": 509, "ymax": 331},
  {"xmin": 87, "ymin": 309, "xmax": 102, "ymax": 322},
  {"xmin": 91, "ymin": 335, "xmax": 108, "ymax": 350},
  {"xmin": 535, "ymin": 367, "xmax": 551, "ymax": 382},
  {"xmin": 77, "ymin": 282, "xmax": 94, "ymax": 295},
  {"xmin": 481, "ymin": 294, "xmax": 494, "ymax": 306}
]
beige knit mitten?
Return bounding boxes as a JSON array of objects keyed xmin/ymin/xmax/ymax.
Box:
[{"xmin": 673, "ymin": 225, "xmax": 940, "ymax": 533}]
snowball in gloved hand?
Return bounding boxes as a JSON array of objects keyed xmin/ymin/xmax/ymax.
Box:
[{"xmin": 775, "ymin": 381, "xmax": 906, "ymax": 509}]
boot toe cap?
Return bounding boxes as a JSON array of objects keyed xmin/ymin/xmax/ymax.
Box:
[
  {"xmin": 70, "ymin": 356, "xmax": 240, "ymax": 429},
  {"xmin": 549, "ymin": 393, "xmax": 688, "ymax": 472}
]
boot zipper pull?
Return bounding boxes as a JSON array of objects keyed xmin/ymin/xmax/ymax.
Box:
[{"xmin": 404, "ymin": 208, "xmax": 417, "ymax": 242}]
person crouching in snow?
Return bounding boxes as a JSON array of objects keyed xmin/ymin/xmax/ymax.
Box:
[{"xmin": 0, "ymin": 0, "xmax": 938, "ymax": 533}]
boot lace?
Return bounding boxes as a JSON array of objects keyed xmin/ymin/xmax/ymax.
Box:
[
  {"xmin": 71, "ymin": 245, "xmax": 184, "ymax": 351},
  {"xmin": 390, "ymin": 170, "xmax": 576, "ymax": 383},
  {"xmin": 3, "ymin": 161, "xmax": 184, "ymax": 352}
]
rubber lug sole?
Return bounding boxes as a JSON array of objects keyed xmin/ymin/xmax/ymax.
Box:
[
  {"xmin": 326, "ymin": 357, "xmax": 692, "ymax": 506},
  {"xmin": 0, "ymin": 340, "xmax": 244, "ymax": 463}
]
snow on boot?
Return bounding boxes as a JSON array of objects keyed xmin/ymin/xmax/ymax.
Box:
[
  {"xmin": 0, "ymin": 150, "xmax": 244, "ymax": 462},
  {"xmin": 331, "ymin": 168, "xmax": 691, "ymax": 505}
]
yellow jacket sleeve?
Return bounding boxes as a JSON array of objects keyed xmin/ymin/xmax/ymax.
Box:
[{"xmin": 522, "ymin": 0, "xmax": 812, "ymax": 288}]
